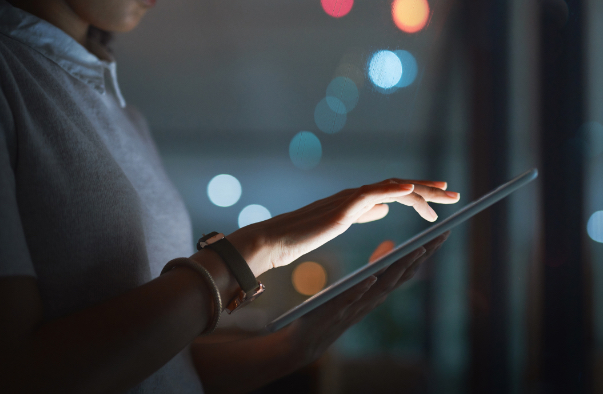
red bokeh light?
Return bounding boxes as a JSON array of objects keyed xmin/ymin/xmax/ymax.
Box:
[{"xmin": 321, "ymin": 0, "xmax": 354, "ymax": 18}]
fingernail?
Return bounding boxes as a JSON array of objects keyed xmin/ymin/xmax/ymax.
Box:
[
  {"xmin": 445, "ymin": 191, "xmax": 459, "ymax": 199},
  {"xmin": 429, "ymin": 206, "xmax": 438, "ymax": 221},
  {"xmin": 400, "ymin": 184, "xmax": 414, "ymax": 191}
]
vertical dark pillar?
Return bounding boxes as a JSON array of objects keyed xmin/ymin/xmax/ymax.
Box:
[
  {"xmin": 539, "ymin": 0, "xmax": 591, "ymax": 392},
  {"xmin": 465, "ymin": 0, "xmax": 510, "ymax": 393}
]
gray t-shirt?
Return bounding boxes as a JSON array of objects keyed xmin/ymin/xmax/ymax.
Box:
[{"xmin": 0, "ymin": 2, "xmax": 204, "ymax": 392}]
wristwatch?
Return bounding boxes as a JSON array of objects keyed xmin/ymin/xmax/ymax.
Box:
[{"xmin": 197, "ymin": 232, "xmax": 265, "ymax": 313}]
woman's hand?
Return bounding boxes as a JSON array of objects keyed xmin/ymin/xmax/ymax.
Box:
[
  {"xmin": 228, "ymin": 178, "xmax": 459, "ymax": 276},
  {"xmin": 283, "ymin": 231, "xmax": 450, "ymax": 364}
]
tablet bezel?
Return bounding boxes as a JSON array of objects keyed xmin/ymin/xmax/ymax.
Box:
[{"xmin": 265, "ymin": 168, "xmax": 538, "ymax": 332}]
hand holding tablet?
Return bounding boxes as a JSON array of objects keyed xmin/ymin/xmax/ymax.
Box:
[{"xmin": 280, "ymin": 232, "xmax": 450, "ymax": 364}]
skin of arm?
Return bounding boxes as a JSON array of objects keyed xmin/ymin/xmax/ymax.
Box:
[{"xmin": 0, "ymin": 246, "xmax": 249, "ymax": 393}]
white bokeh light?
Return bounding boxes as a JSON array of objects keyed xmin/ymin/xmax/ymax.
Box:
[
  {"xmin": 587, "ymin": 211, "xmax": 603, "ymax": 243},
  {"xmin": 207, "ymin": 174, "xmax": 242, "ymax": 207},
  {"xmin": 238, "ymin": 204, "xmax": 271, "ymax": 228},
  {"xmin": 368, "ymin": 50, "xmax": 403, "ymax": 89}
]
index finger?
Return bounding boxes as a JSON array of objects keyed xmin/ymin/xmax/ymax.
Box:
[{"xmin": 390, "ymin": 179, "xmax": 448, "ymax": 190}]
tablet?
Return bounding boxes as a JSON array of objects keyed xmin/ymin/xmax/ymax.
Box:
[{"xmin": 265, "ymin": 168, "xmax": 538, "ymax": 332}]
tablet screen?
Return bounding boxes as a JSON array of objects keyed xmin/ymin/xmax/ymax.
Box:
[{"xmin": 265, "ymin": 168, "xmax": 538, "ymax": 332}]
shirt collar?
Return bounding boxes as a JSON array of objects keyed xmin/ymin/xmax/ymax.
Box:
[{"xmin": 0, "ymin": 0, "xmax": 126, "ymax": 107}]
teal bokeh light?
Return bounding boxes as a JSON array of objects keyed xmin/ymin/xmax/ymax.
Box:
[
  {"xmin": 394, "ymin": 50, "xmax": 418, "ymax": 88},
  {"xmin": 326, "ymin": 76, "xmax": 359, "ymax": 113},
  {"xmin": 314, "ymin": 97, "xmax": 347, "ymax": 134},
  {"xmin": 289, "ymin": 131, "xmax": 322, "ymax": 170}
]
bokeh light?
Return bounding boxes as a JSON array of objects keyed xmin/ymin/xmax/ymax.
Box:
[
  {"xmin": 368, "ymin": 50, "xmax": 403, "ymax": 89},
  {"xmin": 325, "ymin": 96, "xmax": 348, "ymax": 115},
  {"xmin": 314, "ymin": 97, "xmax": 347, "ymax": 134},
  {"xmin": 326, "ymin": 76, "xmax": 359, "ymax": 113},
  {"xmin": 587, "ymin": 211, "xmax": 603, "ymax": 243},
  {"xmin": 292, "ymin": 261, "xmax": 328, "ymax": 296},
  {"xmin": 289, "ymin": 131, "xmax": 322, "ymax": 170},
  {"xmin": 335, "ymin": 63, "xmax": 365, "ymax": 89},
  {"xmin": 392, "ymin": 0, "xmax": 430, "ymax": 33},
  {"xmin": 238, "ymin": 204, "xmax": 271, "ymax": 228},
  {"xmin": 207, "ymin": 174, "xmax": 242, "ymax": 207},
  {"xmin": 321, "ymin": 0, "xmax": 354, "ymax": 18},
  {"xmin": 369, "ymin": 240, "xmax": 396, "ymax": 263},
  {"xmin": 394, "ymin": 50, "xmax": 418, "ymax": 87}
]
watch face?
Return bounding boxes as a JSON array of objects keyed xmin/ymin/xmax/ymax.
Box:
[{"xmin": 226, "ymin": 283, "xmax": 266, "ymax": 314}]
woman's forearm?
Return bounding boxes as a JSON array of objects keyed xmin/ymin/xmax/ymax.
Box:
[{"xmin": 1, "ymin": 251, "xmax": 236, "ymax": 394}]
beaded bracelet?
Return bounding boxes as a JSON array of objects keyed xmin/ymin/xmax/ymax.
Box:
[{"xmin": 160, "ymin": 257, "xmax": 222, "ymax": 335}]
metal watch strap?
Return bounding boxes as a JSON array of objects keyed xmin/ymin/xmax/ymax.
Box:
[{"xmin": 202, "ymin": 235, "xmax": 259, "ymax": 294}]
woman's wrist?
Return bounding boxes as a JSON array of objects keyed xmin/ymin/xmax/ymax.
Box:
[
  {"xmin": 225, "ymin": 224, "xmax": 274, "ymax": 277},
  {"xmin": 189, "ymin": 248, "xmax": 240, "ymax": 309},
  {"xmin": 188, "ymin": 224, "xmax": 273, "ymax": 308}
]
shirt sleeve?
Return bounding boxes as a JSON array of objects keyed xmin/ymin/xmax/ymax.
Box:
[{"xmin": 0, "ymin": 86, "xmax": 36, "ymax": 277}]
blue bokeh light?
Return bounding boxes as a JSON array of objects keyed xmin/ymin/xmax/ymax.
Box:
[
  {"xmin": 326, "ymin": 77, "xmax": 359, "ymax": 113},
  {"xmin": 394, "ymin": 50, "xmax": 418, "ymax": 88},
  {"xmin": 368, "ymin": 50, "xmax": 403, "ymax": 89},
  {"xmin": 238, "ymin": 204, "xmax": 271, "ymax": 228},
  {"xmin": 314, "ymin": 97, "xmax": 347, "ymax": 134},
  {"xmin": 289, "ymin": 131, "xmax": 322, "ymax": 170},
  {"xmin": 207, "ymin": 174, "xmax": 242, "ymax": 207},
  {"xmin": 325, "ymin": 97, "xmax": 348, "ymax": 115},
  {"xmin": 587, "ymin": 211, "xmax": 603, "ymax": 243}
]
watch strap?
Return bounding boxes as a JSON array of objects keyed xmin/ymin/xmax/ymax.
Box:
[{"xmin": 206, "ymin": 237, "xmax": 259, "ymax": 294}]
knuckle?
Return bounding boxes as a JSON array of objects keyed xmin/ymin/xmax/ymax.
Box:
[{"xmin": 358, "ymin": 184, "xmax": 371, "ymax": 194}]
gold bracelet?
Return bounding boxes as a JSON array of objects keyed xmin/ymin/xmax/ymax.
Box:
[{"xmin": 160, "ymin": 257, "xmax": 222, "ymax": 335}]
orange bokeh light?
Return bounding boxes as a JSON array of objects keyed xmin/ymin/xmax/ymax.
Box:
[
  {"xmin": 369, "ymin": 240, "xmax": 396, "ymax": 264},
  {"xmin": 292, "ymin": 261, "xmax": 328, "ymax": 296},
  {"xmin": 392, "ymin": 0, "xmax": 430, "ymax": 33}
]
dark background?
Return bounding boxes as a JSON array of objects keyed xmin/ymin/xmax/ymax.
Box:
[{"xmin": 112, "ymin": 0, "xmax": 603, "ymax": 392}]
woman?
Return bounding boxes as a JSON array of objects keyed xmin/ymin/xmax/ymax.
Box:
[{"xmin": 0, "ymin": 0, "xmax": 460, "ymax": 393}]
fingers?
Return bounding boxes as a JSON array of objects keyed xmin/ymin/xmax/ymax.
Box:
[
  {"xmin": 339, "ymin": 232, "xmax": 451, "ymax": 327},
  {"xmin": 393, "ymin": 231, "xmax": 450, "ymax": 287},
  {"xmin": 393, "ymin": 192, "xmax": 438, "ymax": 222},
  {"xmin": 306, "ymin": 276, "xmax": 378, "ymax": 324},
  {"xmin": 336, "ymin": 183, "xmax": 414, "ymax": 225},
  {"xmin": 411, "ymin": 184, "xmax": 460, "ymax": 204},
  {"xmin": 389, "ymin": 179, "xmax": 448, "ymax": 190},
  {"xmin": 355, "ymin": 204, "xmax": 389, "ymax": 224}
]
